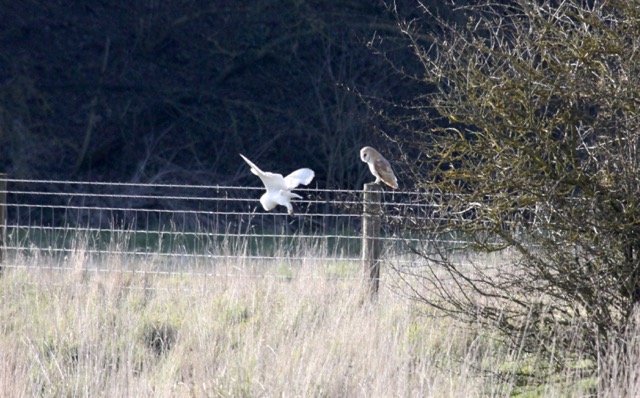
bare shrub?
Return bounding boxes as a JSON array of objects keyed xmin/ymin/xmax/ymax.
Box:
[{"xmin": 378, "ymin": 0, "xmax": 640, "ymax": 384}]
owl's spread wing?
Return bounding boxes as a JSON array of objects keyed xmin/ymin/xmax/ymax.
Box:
[
  {"xmin": 374, "ymin": 157, "xmax": 398, "ymax": 189},
  {"xmin": 240, "ymin": 154, "xmax": 287, "ymax": 192},
  {"xmin": 284, "ymin": 168, "xmax": 315, "ymax": 189},
  {"xmin": 239, "ymin": 154, "xmax": 264, "ymax": 176}
]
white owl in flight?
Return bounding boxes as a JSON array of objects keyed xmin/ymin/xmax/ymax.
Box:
[
  {"xmin": 240, "ymin": 154, "xmax": 315, "ymax": 215},
  {"xmin": 360, "ymin": 146, "xmax": 399, "ymax": 189}
]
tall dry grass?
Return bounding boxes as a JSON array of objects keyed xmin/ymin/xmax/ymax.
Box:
[{"xmin": 0, "ymin": 245, "xmax": 638, "ymax": 397}]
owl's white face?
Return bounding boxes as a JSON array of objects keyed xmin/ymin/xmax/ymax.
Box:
[
  {"xmin": 360, "ymin": 149, "xmax": 369, "ymax": 163},
  {"xmin": 360, "ymin": 147, "xmax": 372, "ymax": 163}
]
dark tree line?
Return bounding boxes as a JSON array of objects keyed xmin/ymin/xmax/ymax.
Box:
[{"xmin": 0, "ymin": 1, "xmax": 438, "ymax": 190}]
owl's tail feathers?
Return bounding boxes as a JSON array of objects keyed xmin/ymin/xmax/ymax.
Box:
[{"xmin": 386, "ymin": 178, "xmax": 399, "ymax": 189}]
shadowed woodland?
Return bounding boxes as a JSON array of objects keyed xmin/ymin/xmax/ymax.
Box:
[{"xmin": 0, "ymin": 1, "xmax": 454, "ymax": 189}]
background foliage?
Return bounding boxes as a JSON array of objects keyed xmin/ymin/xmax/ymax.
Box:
[{"xmin": 0, "ymin": 0, "xmax": 446, "ymax": 189}]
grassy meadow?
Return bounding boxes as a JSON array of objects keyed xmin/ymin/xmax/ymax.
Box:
[{"xmin": 0, "ymin": 243, "xmax": 638, "ymax": 397}]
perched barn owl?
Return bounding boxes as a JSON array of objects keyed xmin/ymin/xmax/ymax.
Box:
[
  {"xmin": 360, "ymin": 146, "xmax": 398, "ymax": 189},
  {"xmin": 240, "ymin": 154, "xmax": 315, "ymax": 215}
]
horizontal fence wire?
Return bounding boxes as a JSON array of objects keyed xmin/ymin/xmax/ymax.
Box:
[{"xmin": 0, "ymin": 178, "xmax": 473, "ymax": 279}]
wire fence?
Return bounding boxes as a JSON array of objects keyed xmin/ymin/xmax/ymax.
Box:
[{"xmin": 0, "ymin": 178, "xmax": 451, "ymax": 278}]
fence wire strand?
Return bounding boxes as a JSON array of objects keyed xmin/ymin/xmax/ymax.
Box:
[{"xmin": 0, "ymin": 178, "xmax": 454, "ymax": 280}]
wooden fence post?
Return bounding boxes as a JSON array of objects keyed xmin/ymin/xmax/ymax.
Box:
[
  {"xmin": 0, "ymin": 173, "xmax": 6, "ymax": 270},
  {"xmin": 362, "ymin": 183, "xmax": 382, "ymax": 298}
]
